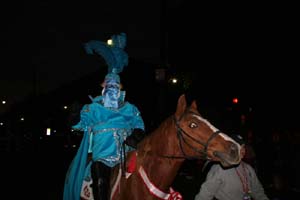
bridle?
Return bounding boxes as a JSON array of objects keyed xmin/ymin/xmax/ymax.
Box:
[
  {"xmin": 162, "ymin": 109, "xmax": 221, "ymax": 160},
  {"xmin": 134, "ymin": 108, "xmax": 221, "ymax": 199}
]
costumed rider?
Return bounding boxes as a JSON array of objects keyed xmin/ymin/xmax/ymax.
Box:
[{"xmin": 63, "ymin": 32, "xmax": 146, "ymax": 200}]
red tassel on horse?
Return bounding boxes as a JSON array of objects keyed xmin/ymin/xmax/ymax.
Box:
[
  {"xmin": 127, "ymin": 152, "xmax": 137, "ymax": 173},
  {"xmin": 169, "ymin": 188, "xmax": 183, "ymax": 200}
]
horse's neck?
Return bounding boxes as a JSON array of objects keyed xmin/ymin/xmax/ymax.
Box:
[
  {"xmin": 138, "ymin": 117, "xmax": 185, "ymax": 191},
  {"xmin": 141, "ymin": 155, "xmax": 183, "ymax": 190}
]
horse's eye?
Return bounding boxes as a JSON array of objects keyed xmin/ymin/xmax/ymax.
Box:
[{"xmin": 189, "ymin": 122, "xmax": 198, "ymax": 128}]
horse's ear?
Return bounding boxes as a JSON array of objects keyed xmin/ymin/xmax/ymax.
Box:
[
  {"xmin": 175, "ymin": 94, "xmax": 187, "ymax": 118},
  {"xmin": 191, "ymin": 100, "xmax": 198, "ymax": 110}
]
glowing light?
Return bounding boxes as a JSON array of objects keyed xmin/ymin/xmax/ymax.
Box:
[
  {"xmin": 2, "ymin": 100, "xmax": 6, "ymax": 104},
  {"xmin": 107, "ymin": 39, "xmax": 113, "ymax": 46},
  {"xmin": 0, "ymin": 122, "xmax": 3, "ymax": 126},
  {"xmin": 20, "ymin": 117, "xmax": 24, "ymax": 121},
  {"xmin": 232, "ymin": 97, "xmax": 239, "ymax": 104},
  {"xmin": 171, "ymin": 78, "xmax": 178, "ymax": 84},
  {"xmin": 64, "ymin": 106, "xmax": 68, "ymax": 110},
  {"xmin": 46, "ymin": 128, "xmax": 51, "ymax": 136}
]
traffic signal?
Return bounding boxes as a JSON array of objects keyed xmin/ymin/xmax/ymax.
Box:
[{"xmin": 232, "ymin": 97, "xmax": 239, "ymax": 104}]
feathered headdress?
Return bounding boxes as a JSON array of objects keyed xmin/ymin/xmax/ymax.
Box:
[{"xmin": 84, "ymin": 32, "xmax": 128, "ymax": 84}]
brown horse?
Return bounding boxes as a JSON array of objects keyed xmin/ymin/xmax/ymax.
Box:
[{"xmin": 109, "ymin": 94, "xmax": 242, "ymax": 200}]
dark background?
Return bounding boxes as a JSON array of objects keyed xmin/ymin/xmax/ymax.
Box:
[
  {"xmin": 1, "ymin": 1, "xmax": 299, "ymax": 199},
  {"xmin": 1, "ymin": 1, "xmax": 299, "ymax": 123}
]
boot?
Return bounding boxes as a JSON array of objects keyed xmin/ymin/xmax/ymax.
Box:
[{"xmin": 91, "ymin": 161, "xmax": 111, "ymax": 200}]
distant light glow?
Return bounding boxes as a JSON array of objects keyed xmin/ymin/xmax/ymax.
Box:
[
  {"xmin": 46, "ymin": 128, "xmax": 51, "ymax": 136},
  {"xmin": 171, "ymin": 78, "xmax": 178, "ymax": 84},
  {"xmin": 0, "ymin": 122, "xmax": 3, "ymax": 126},
  {"xmin": 20, "ymin": 117, "xmax": 24, "ymax": 121},
  {"xmin": 2, "ymin": 100, "xmax": 6, "ymax": 104},
  {"xmin": 64, "ymin": 106, "xmax": 68, "ymax": 110},
  {"xmin": 107, "ymin": 39, "xmax": 113, "ymax": 46},
  {"xmin": 232, "ymin": 97, "xmax": 239, "ymax": 104}
]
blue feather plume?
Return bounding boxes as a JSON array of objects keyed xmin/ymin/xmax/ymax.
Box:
[{"xmin": 84, "ymin": 33, "xmax": 128, "ymax": 74}]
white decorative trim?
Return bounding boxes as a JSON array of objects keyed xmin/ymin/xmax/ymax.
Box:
[
  {"xmin": 125, "ymin": 172, "xmax": 132, "ymax": 179},
  {"xmin": 138, "ymin": 166, "xmax": 170, "ymax": 199}
]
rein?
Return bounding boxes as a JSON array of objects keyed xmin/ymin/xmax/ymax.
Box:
[
  {"xmin": 159, "ymin": 109, "xmax": 221, "ymax": 160},
  {"xmin": 135, "ymin": 109, "xmax": 219, "ymax": 200}
]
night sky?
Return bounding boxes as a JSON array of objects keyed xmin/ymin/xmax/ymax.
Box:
[
  {"xmin": 0, "ymin": 1, "xmax": 161, "ymax": 107},
  {"xmin": 1, "ymin": 2, "xmax": 300, "ymax": 198},
  {"xmin": 1, "ymin": 1, "xmax": 299, "ymax": 128},
  {"xmin": 166, "ymin": 2, "xmax": 299, "ymax": 128}
]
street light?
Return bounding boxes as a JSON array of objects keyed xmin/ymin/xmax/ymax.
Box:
[
  {"xmin": 46, "ymin": 128, "xmax": 51, "ymax": 136},
  {"xmin": 171, "ymin": 78, "xmax": 178, "ymax": 84},
  {"xmin": 107, "ymin": 39, "xmax": 113, "ymax": 46}
]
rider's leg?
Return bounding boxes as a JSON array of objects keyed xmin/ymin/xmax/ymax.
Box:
[{"xmin": 91, "ymin": 161, "xmax": 111, "ymax": 200}]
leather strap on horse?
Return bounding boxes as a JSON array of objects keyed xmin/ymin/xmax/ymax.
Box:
[
  {"xmin": 145, "ymin": 112, "xmax": 221, "ymax": 160},
  {"xmin": 173, "ymin": 112, "xmax": 221, "ymax": 160},
  {"xmin": 204, "ymin": 130, "xmax": 222, "ymax": 153}
]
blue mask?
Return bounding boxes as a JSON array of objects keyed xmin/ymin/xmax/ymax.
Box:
[{"xmin": 102, "ymin": 84, "xmax": 120, "ymax": 108}]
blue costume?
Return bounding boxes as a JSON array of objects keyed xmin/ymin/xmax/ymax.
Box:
[{"xmin": 63, "ymin": 33, "xmax": 145, "ymax": 200}]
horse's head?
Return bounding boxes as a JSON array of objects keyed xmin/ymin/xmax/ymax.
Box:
[{"xmin": 174, "ymin": 94, "xmax": 241, "ymax": 167}]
